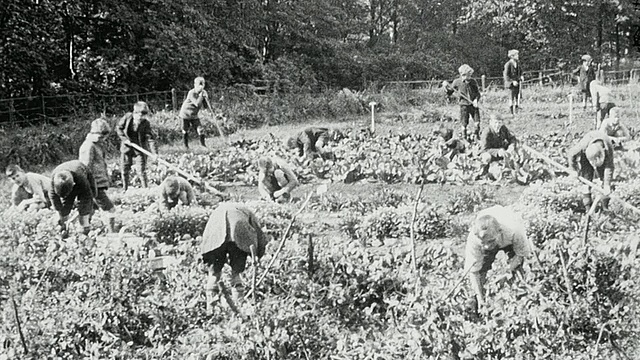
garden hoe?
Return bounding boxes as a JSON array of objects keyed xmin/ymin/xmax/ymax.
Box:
[
  {"xmin": 521, "ymin": 143, "xmax": 640, "ymax": 217},
  {"xmin": 126, "ymin": 142, "xmax": 228, "ymax": 199}
]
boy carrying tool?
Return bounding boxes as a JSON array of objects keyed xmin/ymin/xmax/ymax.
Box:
[
  {"xmin": 567, "ymin": 130, "xmax": 615, "ymax": 212},
  {"xmin": 443, "ymin": 64, "xmax": 481, "ymax": 141},
  {"xmin": 116, "ymin": 101, "xmax": 157, "ymax": 190},
  {"xmin": 503, "ymin": 49, "xmax": 523, "ymax": 115},
  {"xmin": 179, "ymin": 76, "xmax": 212, "ymax": 149}
]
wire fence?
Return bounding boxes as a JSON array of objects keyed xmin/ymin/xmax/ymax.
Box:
[
  {"xmin": 1, "ymin": 68, "xmax": 639, "ymax": 127},
  {"xmin": 378, "ymin": 68, "xmax": 640, "ymax": 91}
]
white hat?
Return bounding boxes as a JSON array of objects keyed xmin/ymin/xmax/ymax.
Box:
[
  {"xmin": 581, "ymin": 54, "xmax": 592, "ymax": 61},
  {"xmin": 508, "ymin": 49, "xmax": 519, "ymax": 58}
]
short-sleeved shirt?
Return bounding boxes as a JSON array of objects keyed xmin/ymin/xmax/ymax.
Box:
[
  {"xmin": 599, "ymin": 118, "xmax": 630, "ymax": 140},
  {"xmin": 11, "ymin": 172, "xmax": 52, "ymax": 207},
  {"xmin": 589, "ymin": 81, "xmax": 612, "ymax": 106},
  {"xmin": 464, "ymin": 205, "xmax": 532, "ymax": 273},
  {"xmin": 179, "ymin": 89, "xmax": 209, "ymax": 120}
]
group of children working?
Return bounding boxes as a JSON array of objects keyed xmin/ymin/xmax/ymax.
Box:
[
  {"xmin": 5, "ymin": 62, "xmax": 635, "ymax": 312},
  {"xmin": 442, "ymin": 50, "xmax": 636, "ymax": 311}
]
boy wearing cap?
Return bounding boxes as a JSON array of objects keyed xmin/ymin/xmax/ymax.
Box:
[
  {"xmin": 503, "ymin": 50, "xmax": 523, "ymax": 115},
  {"xmin": 201, "ymin": 202, "xmax": 268, "ymax": 312},
  {"xmin": 464, "ymin": 205, "xmax": 533, "ymax": 307},
  {"xmin": 257, "ymin": 156, "xmax": 299, "ymax": 202},
  {"xmin": 79, "ymin": 118, "xmax": 116, "ymax": 232},
  {"xmin": 179, "ymin": 77, "xmax": 211, "ymax": 149},
  {"xmin": 443, "ymin": 64, "xmax": 481, "ymax": 141},
  {"xmin": 573, "ymin": 55, "xmax": 596, "ymax": 110},
  {"xmin": 589, "ymin": 80, "xmax": 615, "ymax": 130},
  {"xmin": 156, "ymin": 175, "xmax": 196, "ymax": 211},
  {"xmin": 5, "ymin": 165, "xmax": 52, "ymax": 211},
  {"xmin": 116, "ymin": 101, "xmax": 157, "ymax": 190},
  {"xmin": 49, "ymin": 160, "xmax": 97, "ymax": 236},
  {"xmin": 567, "ymin": 130, "xmax": 615, "ymax": 211}
]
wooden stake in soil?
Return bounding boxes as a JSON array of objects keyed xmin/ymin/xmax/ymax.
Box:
[
  {"xmin": 409, "ymin": 181, "xmax": 425, "ymax": 272},
  {"xmin": 369, "ymin": 102, "xmax": 377, "ymax": 134},
  {"xmin": 307, "ymin": 234, "xmax": 314, "ymax": 278},
  {"xmin": 250, "ymin": 244, "xmax": 257, "ymax": 303},
  {"xmin": 244, "ymin": 192, "xmax": 314, "ymax": 300},
  {"xmin": 557, "ymin": 249, "xmax": 575, "ymax": 307}
]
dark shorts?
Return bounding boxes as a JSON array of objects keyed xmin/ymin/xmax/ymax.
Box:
[
  {"xmin": 181, "ymin": 117, "xmax": 201, "ymax": 132},
  {"xmin": 509, "ymin": 85, "xmax": 520, "ymax": 99},
  {"xmin": 202, "ymin": 241, "xmax": 248, "ymax": 274},
  {"xmin": 479, "ymin": 245, "xmax": 516, "ymax": 274},
  {"xmin": 597, "ymin": 103, "xmax": 615, "ymax": 120},
  {"xmin": 460, "ymin": 105, "xmax": 480, "ymax": 128},
  {"xmin": 94, "ymin": 187, "xmax": 114, "ymax": 211}
]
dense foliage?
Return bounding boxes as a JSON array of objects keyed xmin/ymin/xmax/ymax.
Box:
[{"xmin": 2, "ymin": 0, "xmax": 639, "ymax": 100}]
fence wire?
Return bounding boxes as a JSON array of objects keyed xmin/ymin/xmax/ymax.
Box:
[{"xmin": 1, "ymin": 68, "xmax": 638, "ymax": 127}]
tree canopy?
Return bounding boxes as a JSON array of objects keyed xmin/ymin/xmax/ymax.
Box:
[{"xmin": 1, "ymin": 0, "xmax": 639, "ymax": 98}]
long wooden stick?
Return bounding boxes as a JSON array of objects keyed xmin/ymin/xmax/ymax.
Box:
[
  {"xmin": 409, "ymin": 181, "xmax": 425, "ymax": 272},
  {"xmin": 127, "ymin": 142, "xmax": 226, "ymax": 197},
  {"xmin": 438, "ymin": 261, "xmax": 477, "ymax": 302},
  {"xmin": 10, "ymin": 294, "xmax": 28, "ymax": 354},
  {"xmin": 521, "ymin": 143, "xmax": 640, "ymax": 216},
  {"xmin": 204, "ymin": 97, "xmax": 229, "ymax": 144},
  {"xmin": 557, "ymin": 249, "xmax": 575, "ymax": 307},
  {"xmin": 250, "ymin": 244, "xmax": 257, "ymax": 303},
  {"xmin": 244, "ymin": 192, "xmax": 313, "ymax": 300}
]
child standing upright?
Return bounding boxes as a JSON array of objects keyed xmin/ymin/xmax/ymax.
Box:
[
  {"xmin": 79, "ymin": 118, "xmax": 116, "ymax": 232},
  {"xmin": 116, "ymin": 101, "xmax": 157, "ymax": 190},
  {"xmin": 443, "ymin": 64, "xmax": 481, "ymax": 141},
  {"xmin": 573, "ymin": 54, "xmax": 596, "ymax": 110},
  {"xmin": 503, "ymin": 49, "xmax": 523, "ymax": 115},
  {"xmin": 179, "ymin": 77, "xmax": 211, "ymax": 149}
]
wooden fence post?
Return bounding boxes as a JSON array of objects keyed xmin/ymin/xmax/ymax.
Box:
[
  {"xmin": 40, "ymin": 94, "xmax": 45, "ymax": 118},
  {"xmin": 9, "ymin": 99, "xmax": 14, "ymax": 125},
  {"xmin": 369, "ymin": 102, "xmax": 377, "ymax": 134},
  {"xmin": 481, "ymin": 75, "xmax": 486, "ymax": 92},
  {"xmin": 568, "ymin": 93, "xmax": 573, "ymax": 126},
  {"xmin": 539, "ymin": 71, "xmax": 543, "ymax": 86},
  {"xmin": 171, "ymin": 88, "xmax": 177, "ymax": 111}
]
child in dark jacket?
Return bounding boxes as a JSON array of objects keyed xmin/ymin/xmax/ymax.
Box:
[
  {"xmin": 443, "ymin": 64, "xmax": 481, "ymax": 141},
  {"xmin": 116, "ymin": 101, "xmax": 157, "ymax": 190}
]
